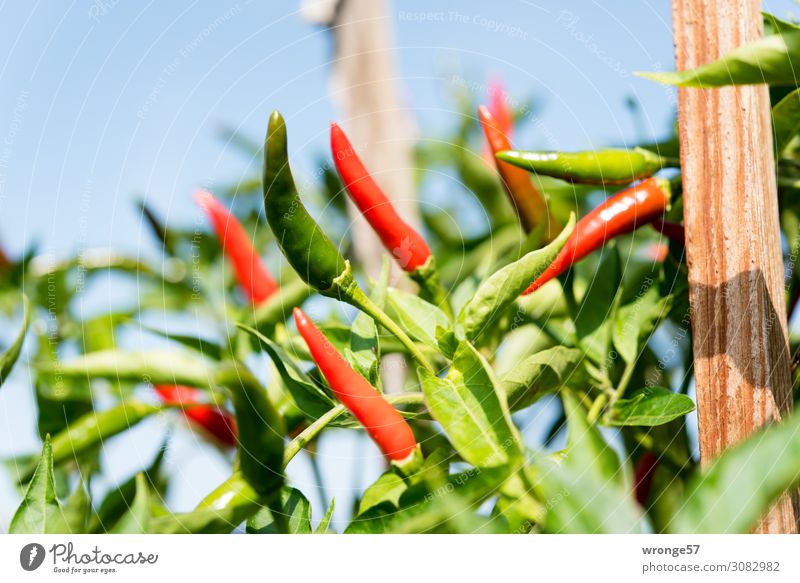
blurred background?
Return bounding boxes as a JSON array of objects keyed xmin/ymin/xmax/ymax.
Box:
[{"xmin": 0, "ymin": 0, "xmax": 796, "ymax": 531}]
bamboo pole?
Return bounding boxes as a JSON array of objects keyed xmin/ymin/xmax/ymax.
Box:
[{"xmin": 671, "ymin": 0, "xmax": 797, "ymax": 532}]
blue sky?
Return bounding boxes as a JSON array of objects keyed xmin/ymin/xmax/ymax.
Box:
[{"xmin": 0, "ymin": 0, "xmax": 796, "ymax": 529}]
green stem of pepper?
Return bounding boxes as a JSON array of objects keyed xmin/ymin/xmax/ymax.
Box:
[
  {"xmin": 282, "ymin": 393, "xmax": 425, "ymax": 467},
  {"xmin": 600, "ymin": 357, "xmax": 638, "ymax": 424},
  {"xmin": 328, "ymin": 262, "xmax": 435, "ymax": 373}
]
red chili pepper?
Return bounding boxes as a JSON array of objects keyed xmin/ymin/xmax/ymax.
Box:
[
  {"xmin": 330, "ymin": 123, "xmax": 432, "ymax": 272},
  {"xmin": 195, "ymin": 190, "xmax": 278, "ymax": 304},
  {"xmin": 633, "ymin": 452, "xmax": 659, "ymax": 506},
  {"xmin": 154, "ymin": 384, "xmax": 238, "ymax": 448},
  {"xmin": 488, "ymin": 77, "xmax": 514, "ymax": 139},
  {"xmin": 522, "ymin": 177, "xmax": 670, "ymax": 295},
  {"xmin": 479, "ymin": 105, "xmax": 561, "ymax": 239},
  {"xmin": 293, "ymin": 307, "xmax": 418, "ymax": 462}
]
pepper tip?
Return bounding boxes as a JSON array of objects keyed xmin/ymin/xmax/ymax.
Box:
[{"xmin": 193, "ymin": 189, "xmax": 215, "ymax": 209}]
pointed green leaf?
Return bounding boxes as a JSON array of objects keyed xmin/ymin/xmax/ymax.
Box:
[
  {"xmin": 246, "ymin": 487, "xmax": 312, "ymax": 534},
  {"xmin": 572, "ymin": 244, "xmax": 622, "ymax": 366},
  {"xmin": 236, "ymin": 324, "xmax": 334, "ymax": 419},
  {"xmin": 346, "ymin": 467, "xmax": 508, "ymax": 534},
  {"xmin": 499, "ymin": 347, "xmax": 586, "ymax": 411},
  {"xmin": 138, "ymin": 324, "xmax": 224, "ymax": 361},
  {"xmin": 562, "ymin": 392, "xmax": 623, "ymax": 483},
  {"xmin": 772, "ymin": 87, "xmax": 800, "ymax": 154},
  {"xmin": 10, "ymin": 436, "xmax": 69, "ymax": 533},
  {"xmin": 536, "ymin": 393, "xmax": 642, "ymax": 533},
  {"xmin": 0, "ymin": 295, "xmax": 30, "ymax": 388},
  {"xmin": 459, "ymin": 214, "xmax": 575, "ymax": 342},
  {"xmin": 111, "ymin": 473, "xmax": 151, "ymax": 533},
  {"xmin": 386, "ymin": 287, "xmax": 450, "ymax": 349},
  {"xmin": 251, "ymin": 279, "xmax": 313, "ymax": 329},
  {"xmin": 419, "ymin": 341, "xmax": 519, "ymax": 469},
  {"xmin": 671, "ymin": 409, "xmax": 800, "ymax": 533},
  {"xmin": 315, "ymin": 498, "xmax": 335, "ymax": 533},
  {"xmin": 216, "ymin": 363, "xmax": 285, "ymax": 499},
  {"xmin": 605, "ymin": 387, "xmax": 695, "ymax": 427},
  {"xmin": 639, "ymin": 30, "xmax": 800, "ymax": 87},
  {"xmin": 152, "ymin": 472, "xmax": 263, "ymax": 534},
  {"xmin": 612, "ymin": 281, "xmax": 669, "ymax": 364},
  {"xmin": 358, "ymin": 471, "xmax": 408, "ymax": 515}
]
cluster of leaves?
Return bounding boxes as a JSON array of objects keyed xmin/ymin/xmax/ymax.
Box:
[{"xmin": 4, "ymin": 12, "xmax": 800, "ymax": 534}]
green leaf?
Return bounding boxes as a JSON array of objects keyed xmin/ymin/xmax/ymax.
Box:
[
  {"xmin": 10, "ymin": 436, "xmax": 69, "ymax": 533},
  {"xmin": 499, "ymin": 346, "xmax": 586, "ymax": 411},
  {"xmin": 315, "ymin": 498, "xmax": 335, "ymax": 533},
  {"xmin": 348, "ymin": 258, "xmax": 389, "ymax": 386},
  {"xmin": 79, "ymin": 311, "xmax": 130, "ymax": 353},
  {"xmin": 110, "ymin": 473, "xmax": 151, "ymax": 534},
  {"xmin": 48, "ymin": 349, "xmax": 215, "ymax": 388},
  {"xmin": 88, "ymin": 442, "xmax": 168, "ymax": 533},
  {"xmin": 63, "ymin": 479, "xmax": 92, "ymax": 534},
  {"xmin": 386, "ymin": 287, "xmax": 450, "ymax": 349},
  {"xmin": 562, "ymin": 392, "xmax": 623, "ymax": 483},
  {"xmin": 151, "ymin": 508, "xmax": 249, "ymax": 534},
  {"xmin": 670, "ymin": 408, "xmax": 800, "ymax": 533},
  {"xmin": 0, "ymin": 295, "xmax": 30, "ymax": 387},
  {"xmin": 605, "ymin": 387, "xmax": 695, "ymax": 427},
  {"xmin": 536, "ymin": 393, "xmax": 642, "ymax": 533},
  {"xmin": 138, "ymin": 324, "xmax": 224, "ymax": 361},
  {"xmin": 572, "ymin": 244, "xmax": 622, "ymax": 367},
  {"xmin": 612, "ymin": 281, "xmax": 669, "ymax": 364},
  {"xmin": 639, "ymin": 29, "xmax": 800, "ymax": 87},
  {"xmin": 537, "ymin": 459, "xmax": 643, "ymax": 533},
  {"xmin": 247, "ymin": 487, "xmax": 312, "ymax": 534},
  {"xmin": 358, "ymin": 471, "xmax": 408, "ymax": 515},
  {"xmin": 237, "ymin": 324, "xmax": 334, "ymax": 419},
  {"xmin": 345, "ymin": 467, "xmax": 508, "ymax": 534},
  {"xmin": 459, "ymin": 214, "xmax": 575, "ymax": 342},
  {"xmin": 764, "ymin": 12, "xmax": 800, "ymax": 36},
  {"xmin": 419, "ymin": 341, "xmax": 520, "ymax": 468},
  {"xmin": 772, "ymin": 87, "xmax": 800, "ymax": 155},
  {"xmin": 152, "ymin": 472, "xmax": 263, "ymax": 534}
]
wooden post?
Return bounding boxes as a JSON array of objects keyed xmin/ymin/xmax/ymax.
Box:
[{"xmin": 672, "ymin": 0, "xmax": 797, "ymax": 532}]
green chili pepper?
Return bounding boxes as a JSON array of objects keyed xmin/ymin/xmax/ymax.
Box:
[
  {"xmin": 264, "ymin": 111, "xmax": 345, "ymax": 292},
  {"xmin": 215, "ymin": 362, "xmax": 284, "ymax": 498},
  {"xmin": 496, "ymin": 147, "xmax": 669, "ymax": 185}
]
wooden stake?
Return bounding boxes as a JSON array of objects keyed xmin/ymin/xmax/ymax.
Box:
[{"xmin": 671, "ymin": 0, "xmax": 797, "ymax": 532}]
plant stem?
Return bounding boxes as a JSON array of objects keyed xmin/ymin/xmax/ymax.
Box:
[
  {"xmin": 601, "ymin": 358, "xmax": 637, "ymax": 423},
  {"xmin": 345, "ymin": 287, "xmax": 435, "ymax": 373},
  {"xmin": 282, "ymin": 393, "xmax": 425, "ymax": 467},
  {"xmin": 586, "ymin": 393, "xmax": 607, "ymax": 424}
]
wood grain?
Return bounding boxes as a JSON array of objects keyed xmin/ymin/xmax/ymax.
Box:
[{"xmin": 671, "ymin": 0, "xmax": 797, "ymax": 532}]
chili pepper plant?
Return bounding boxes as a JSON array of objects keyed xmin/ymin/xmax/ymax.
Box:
[{"xmin": 5, "ymin": 13, "xmax": 800, "ymax": 534}]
